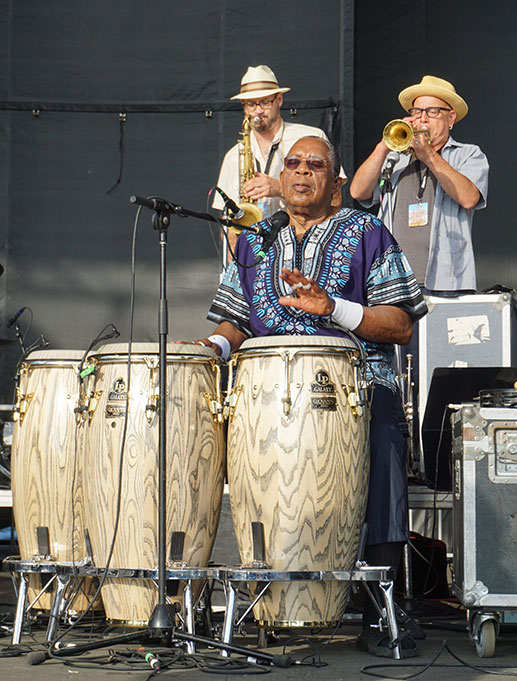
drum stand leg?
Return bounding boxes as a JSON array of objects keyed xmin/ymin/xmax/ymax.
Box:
[
  {"xmin": 402, "ymin": 542, "xmax": 414, "ymax": 600},
  {"xmin": 362, "ymin": 577, "xmax": 402, "ymax": 660},
  {"xmin": 11, "ymin": 571, "xmax": 29, "ymax": 645},
  {"xmin": 378, "ymin": 579, "xmax": 401, "ymax": 660},
  {"xmin": 220, "ymin": 580, "xmax": 239, "ymax": 657},
  {"xmin": 183, "ymin": 580, "xmax": 196, "ymax": 654},
  {"xmin": 45, "ymin": 575, "xmax": 69, "ymax": 643},
  {"xmin": 257, "ymin": 626, "xmax": 268, "ymax": 649}
]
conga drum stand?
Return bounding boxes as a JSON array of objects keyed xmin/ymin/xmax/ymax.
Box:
[{"xmin": 217, "ymin": 565, "xmax": 402, "ymax": 660}]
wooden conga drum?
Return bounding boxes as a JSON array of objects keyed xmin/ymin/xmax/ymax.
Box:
[
  {"xmin": 11, "ymin": 349, "xmax": 96, "ymax": 612},
  {"xmin": 227, "ymin": 336, "xmax": 370, "ymax": 628},
  {"xmin": 82, "ymin": 343, "xmax": 225, "ymax": 625}
]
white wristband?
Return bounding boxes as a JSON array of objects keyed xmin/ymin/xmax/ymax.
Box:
[
  {"xmin": 330, "ymin": 298, "xmax": 364, "ymax": 331},
  {"xmin": 207, "ymin": 334, "xmax": 231, "ymax": 361}
]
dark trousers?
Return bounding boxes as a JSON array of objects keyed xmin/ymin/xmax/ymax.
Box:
[{"xmin": 365, "ymin": 385, "xmax": 408, "ymax": 546}]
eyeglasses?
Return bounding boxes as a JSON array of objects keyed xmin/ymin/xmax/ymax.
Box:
[
  {"xmin": 284, "ymin": 156, "xmax": 328, "ymax": 172},
  {"xmin": 242, "ymin": 95, "xmax": 277, "ymax": 111},
  {"xmin": 408, "ymin": 106, "xmax": 452, "ymax": 119},
  {"xmin": 242, "ymin": 95, "xmax": 276, "ymax": 111}
]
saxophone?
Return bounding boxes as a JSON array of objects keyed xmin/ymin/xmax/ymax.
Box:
[{"xmin": 234, "ymin": 115, "xmax": 263, "ymax": 230}]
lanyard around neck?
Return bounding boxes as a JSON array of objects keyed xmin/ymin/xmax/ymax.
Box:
[
  {"xmin": 416, "ymin": 160, "xmax": 430, "ymax": 201},
  {"xmin": 255, "ymin": 142, "xmax": 280, "ymax": 175}
]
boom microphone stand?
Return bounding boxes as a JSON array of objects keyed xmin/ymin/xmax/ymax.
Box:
[
  {"xmin": 141, "ymin": 197, "xmax": 176, "ymax": 637},
  {"xmin": 126, "ymin": 197, "xmax": 281, "ymax": 635}
]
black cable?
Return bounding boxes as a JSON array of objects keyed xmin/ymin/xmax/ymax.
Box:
[
  {"xmin": 361, "ymin": 640, "xmax": 517, "ymax": 679},
  {"xmin": 419, "ymin": 404, "xmax": 451, "ymax": 597},
  {"xmin": 45, "ymin": 207, "xmax": 141, "ymax": 650},
  {"xmin": 0, "ymin": 644, "xmax": 33, "ymax": 658},
  {"xmin": 206, "ymin": 185, "xmax": 223, "ymax": 262},
  {"xmin": 106, "ymin": 114, "xmax": 126, "ymax": 194},
  {"xmin": 281, "ymin": 636, "xmax": 328, "ymax": 668}
]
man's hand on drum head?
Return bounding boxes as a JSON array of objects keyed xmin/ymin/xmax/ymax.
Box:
[{"xmin": 279, "ymin": 267, "xmax": 335, "ymax": 317}]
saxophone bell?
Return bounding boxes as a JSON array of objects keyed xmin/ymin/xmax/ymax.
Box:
[{"xmin": 229, "ymin": 202, "xmax": 263, "ymax": 233}]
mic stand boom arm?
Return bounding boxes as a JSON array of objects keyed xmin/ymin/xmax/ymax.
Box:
[{"xmin": 129, "ymin": 195, "xmax": 264, "ymax": 235}]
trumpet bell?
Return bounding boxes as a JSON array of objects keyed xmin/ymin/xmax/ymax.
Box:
[
  {"xmin": 383, "ymin": 119, "xmax": 414, "ymax": 153},
  {"xmin": 229, "ymin": 202, "xmax": 263, "ymax": 233}
]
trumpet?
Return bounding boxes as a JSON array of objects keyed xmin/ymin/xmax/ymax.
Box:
[{"xmin": 382, "ymin": 119, "xmax": 430, "ymax": 153}]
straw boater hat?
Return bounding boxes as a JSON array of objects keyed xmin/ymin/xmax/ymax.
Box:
[
  {"xmin": 398, "ymin": 75, "xmax": 469, "ymax": 122},
  {"xmin": 230, "ymin": 65, "xmax": 290, "ymax": 101}
]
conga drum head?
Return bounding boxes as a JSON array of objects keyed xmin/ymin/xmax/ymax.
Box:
[
  {"xmin": 237, "ymin": 335, "xmax": 359, "ymax": 351},
  {"xmin": 94, "ymin": 341, "xmax": 218, "ymax": 358}
]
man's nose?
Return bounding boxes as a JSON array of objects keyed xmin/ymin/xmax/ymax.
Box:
[{"xmin": 295, "ymin": 160, "xmax": 311, "ymax": 172}]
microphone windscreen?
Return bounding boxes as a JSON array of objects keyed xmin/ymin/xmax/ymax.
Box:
[{"xmin": 27, "ymin": 651, "xmax": 49, "ymax": 665}]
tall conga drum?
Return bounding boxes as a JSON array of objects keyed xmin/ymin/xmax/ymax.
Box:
[
  {"xmin": 227, "ymin": 336, "xmax": 370, "ymax": 628},
  {"xmin": 82, "ymin": 343, "xmax": 225, "ymax": 625},
  {"xmin": 11, "ymin": 349, "xmax": 95, "ymax": 612}
]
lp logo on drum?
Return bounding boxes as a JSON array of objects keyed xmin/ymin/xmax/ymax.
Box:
[
  {"xmin": 105, "ymin": 377, "xmax": 128, "ymax": 418},
  {"xmin": 311, "ymin": 370, "xmax": 337, "ymax": 411}
]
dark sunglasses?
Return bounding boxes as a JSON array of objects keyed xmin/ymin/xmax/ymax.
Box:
[{"xmin": 284, "ymin": 156, "xmax": 328, "ymax": 172}]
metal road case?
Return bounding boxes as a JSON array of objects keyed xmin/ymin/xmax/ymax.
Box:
[
  {"xmin": 418, "ymin": 292, "xmax": 517, "ymax": 488},
  {"xmin": 419, "ymin": 292, "xmax": 517, "ymax": 425},
  {"xmin": 451, "ymin": 398, "xmax": 517, "ymax": 657}
]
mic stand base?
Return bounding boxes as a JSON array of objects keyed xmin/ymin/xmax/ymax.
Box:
[{"xmin": 147, "ymin": 603, "xmax": 177, "ymax": 642}]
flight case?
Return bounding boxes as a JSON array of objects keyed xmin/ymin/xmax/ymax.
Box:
[{"xmin": 451, "ymin": 394, "xmax": 517, "ymax": 656}]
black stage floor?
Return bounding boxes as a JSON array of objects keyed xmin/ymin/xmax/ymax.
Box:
[{"xmin": 3, "ymin": 573, "xmax": 517, "ymax": 681}]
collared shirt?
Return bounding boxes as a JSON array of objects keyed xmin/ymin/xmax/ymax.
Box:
[
  {"xmin": 208, "ymin": 207, "xmax": 427, "ymax": 392},
  {"xmin": 362, "ymin": 136, "xmax": 489, "ymax": 291},
  {"xmin": 213, "ymin": 119, "xmax": 346, "ymax": 217}
]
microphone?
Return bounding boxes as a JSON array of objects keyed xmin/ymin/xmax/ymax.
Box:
[
  {"xmin": 7, "ymin": 307, "xmax": 26, "ymax": 328},
  {"xmin": 258, "ymin": 210, "xmax": 289, "ymax": 258},
  {"xmin": 379, "ymin": 152, "xmax": 400, "ymax": 193},
  {"xmin": 214, "ymin": 187, "xmax": 245, "ymax": 220},
  {"xmin": 98, "ymin": 324, "xmax": 120, "ymax": 343},
  {"xmin": 129, "ymin": 195, "xmax": 175, "ymax": 213},
  {"xmin": 27, "ymin": 651, "xmax": 50, "ymax": 665}
]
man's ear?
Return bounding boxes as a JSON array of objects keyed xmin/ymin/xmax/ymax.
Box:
[{"xmin": 331, "ymin": 176, "xmax": 345, "ymax": 209}]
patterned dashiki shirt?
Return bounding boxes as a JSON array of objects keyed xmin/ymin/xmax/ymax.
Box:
[{"xmin": 208, "ymin": 207, "xmax": 427, "ymax": 392}]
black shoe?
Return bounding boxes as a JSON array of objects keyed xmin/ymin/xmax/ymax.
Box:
[{"xmin": 356, "ymin": 626, "xmax": 420, "ymax": 658}]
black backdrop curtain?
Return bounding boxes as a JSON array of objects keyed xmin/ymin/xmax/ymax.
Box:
[
  {"xmin": 0, "ymin": 0, "xmax": 515, "ymax": 402},
  {"xmin": 0, "ymin": 0, "xmax": 353, "ymax": 401}
]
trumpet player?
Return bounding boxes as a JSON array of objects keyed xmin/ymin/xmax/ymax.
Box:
[
  {"xmin": 350, "ymin": 75, "xmax": 488, "ymax": 296},
  {"xmin": 213, "ymin": 65, "xmax": 346, "ymax": 221},
  {"xmin": 350, "ymin": 76, "xmax": 489, "ymax": 476}
]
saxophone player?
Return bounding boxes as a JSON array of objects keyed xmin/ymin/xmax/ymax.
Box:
[{"xmin": 213, "ymin": 65, "xmax": 346, "ymax": 221}]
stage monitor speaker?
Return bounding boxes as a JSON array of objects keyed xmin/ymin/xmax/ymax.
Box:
[{"xmin": 421, "ymin": 366, "xmax": 517, "ymax": 491}]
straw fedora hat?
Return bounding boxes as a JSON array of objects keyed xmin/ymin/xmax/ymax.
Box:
[
  {"xmin": 398, "ymin": 75, "xmax": 469, "ymax": 122},
  {"xmin": 231, "ymin": 65, "xmax": 290, "ymax": 101}
]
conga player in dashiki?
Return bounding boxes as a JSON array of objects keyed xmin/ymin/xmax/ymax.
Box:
[{"xmin": 185, "ymin": 136, "xmax": 427, "ymax": 658}]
